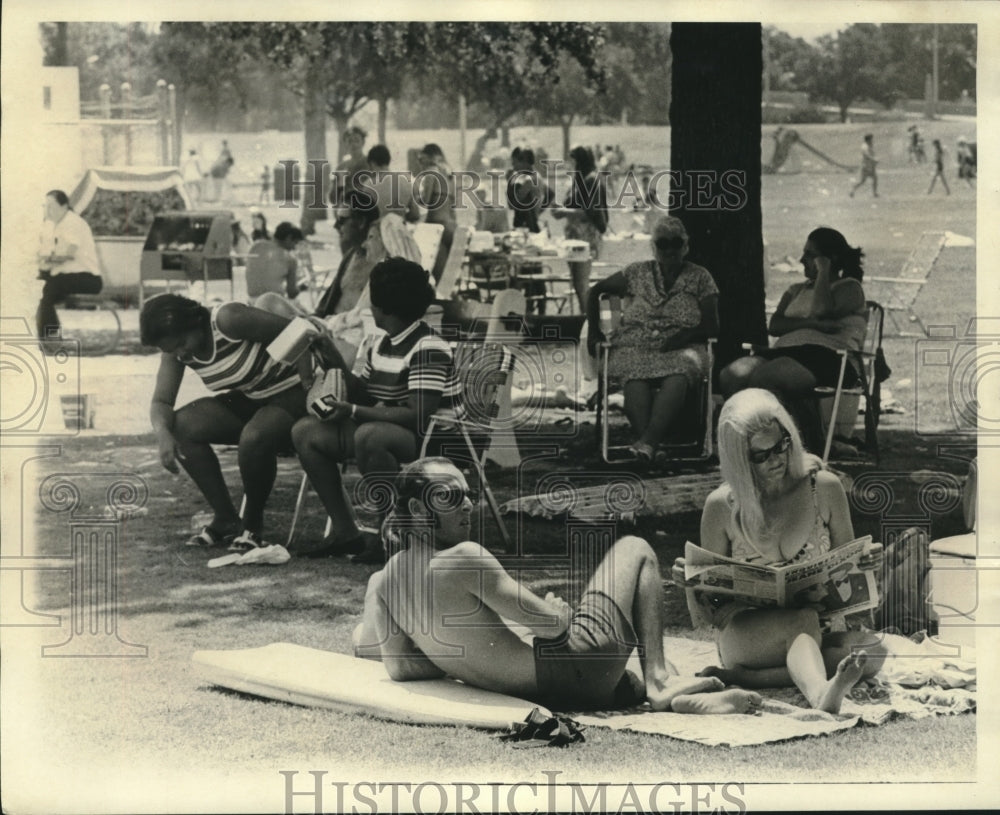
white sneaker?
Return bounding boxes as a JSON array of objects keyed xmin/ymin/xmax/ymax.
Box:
[{"xmin": 237, "ymin": 544, "xmax": 291, "ymax": 565}]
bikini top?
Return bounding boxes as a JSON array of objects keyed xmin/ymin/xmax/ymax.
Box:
[{"xmin": 728, "ymin": 472, "xmax": 832, "ymax": 565}]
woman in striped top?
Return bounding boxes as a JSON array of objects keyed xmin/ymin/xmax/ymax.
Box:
[
  {"xmin": 141, "ymin": 295, "xmax": 309, "ymax": 551},
  {"xmin": 292, "ymin": 257, "xmax": 462, "ymax": 562}
]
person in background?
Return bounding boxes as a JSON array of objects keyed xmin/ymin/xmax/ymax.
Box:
[
  {"xmin": 245, "ymin": 221, "xmax": 308, "ymax": 319},
  {"xmin": 361, "ymin": 144, "xmax": 422, "ymax": 262},
  {"xmin": 259, "ymin": 164, "xmax": 271, "ymax": 205},
  {"xmin": 907, "ymin": 125, "xmax": 925, "ymax": 163},
  {"xmin": 231, "ymin": 219, "xmax": 252, "ymax": 259},
  {"xmin": 927, "ymin": 139, "xmax": 951, "ymax": 195},
  {"xmin": 250, "ymin": 210, "xmax": 270, "ymax": 242},
  {"xmin": 956, "ymin": 137, "xmax": 976, "ymax": 186},
  {"xmin": 586, "ymin": 215, "xmax": 719, "ymax": 462},
  {"xmin": 208, "ymin": 139, "xmax": 235, "ymax": 202},
  {"xmin": 849, "ymin": 134, "xmax": 878, "ymax": 198},
  {"xmin": 331, "ymin": 125, "xmax": 369, "ymax": 256},
  {"xmin": 718, "ymin": 227, "xmax": 867, "ymax": 454},
  {"xmin": 363, "ymin": 144, "xmax": 420, "ymax": 225},
  {"xmin": 181, "ymin": 148, "xmax": 203, "ymax": 203},
  {"xmin": 508, "ymin": 147, "xmax": 554, "ymax": 235},
  {"xmin": 416, "ymin": 143, "xmax": 457, "ymax": 281},
  {"xmin": 35, "ymin": 189, "xmax": 102, "ymax": 346},
  {"xmin": 552, "ymin": 145, "xmax": 608, "ymax": 313}
]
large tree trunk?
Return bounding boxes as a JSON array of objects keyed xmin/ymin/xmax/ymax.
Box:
[
  {"xmin": 670, "ymin": 23, "xmax": 766, "ymax": 367},
  {"xmin": 300, "ymin": 66, "xmax": 329, "ymax": 235},
  {"xmin": 377, "ymin": 97, "xmax": 388, "ymax": 144},
  {"xmin": 560, "ymin": 115, "xmax": 574, "ymax": 162},
  {"xmin": 52, "ymin": 23, "xmax": 69, "ymax": 66}
]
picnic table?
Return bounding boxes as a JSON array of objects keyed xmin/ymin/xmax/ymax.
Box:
[{"xmin": 461, "ymin": 231, "xmax": 649, "ymax": 313}]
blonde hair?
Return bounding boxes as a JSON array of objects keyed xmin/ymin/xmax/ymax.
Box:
[{"xmin": 717, "ymin": 389, "xmax": 815, "ymax": 544}]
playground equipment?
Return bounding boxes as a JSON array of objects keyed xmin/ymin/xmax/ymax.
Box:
[
  {"xmin": 79, "ymin": 79, "xmax": 182, "ymax": 168},
  {"xmin": 763, "ymin": 128, "xmax": 855, "ymax": 174}
]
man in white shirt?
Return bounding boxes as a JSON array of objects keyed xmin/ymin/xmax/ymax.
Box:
[{"xmin": 36, "ymin": 190, "xmax": 102, "ymax": 342}]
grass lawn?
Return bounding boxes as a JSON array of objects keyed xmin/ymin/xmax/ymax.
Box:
[{"xmin": 3, "ymin": 120, "xmax": 984, "ymax": 811}]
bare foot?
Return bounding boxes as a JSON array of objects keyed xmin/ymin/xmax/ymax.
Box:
[
  {"xmin": 646, "ymin": 675, "xmax": 725, "ymax": 711},
  {"xmin": 814, "ymin": 650, "xmax": 868, "ymax": 714},
  {"xmin": 671, "ymin": 689, "xmax": 764, "ymax": 715},
  {"xmin": 696, "ymin": 665, "xmax": 741, "ymax": 685}
]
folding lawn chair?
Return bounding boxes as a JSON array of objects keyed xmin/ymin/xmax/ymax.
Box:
[
  {"xmin": 864, "ymin": 230, "xmax": 946, "ymax": 337},
  {"xmin": 741, "ymin": 300, "xmax": 886, "ymax": 465},
  {"xmin": 407, "ymin": 222, "xmax": 445, "ymax": 276},
  {"xmin": 595, "ymin": 293, "xmax": 716, "ymax": 464},
  {"xmin": 813, "ymin": 300, "xmax": 886, "ymax": 465},
  {"xmin": 418, "ymin": 340, "xmax": 518, "ymax": 551},
  {"xmin": 434, "ymin": 225, "xmax": 472, "ymax": 300}
]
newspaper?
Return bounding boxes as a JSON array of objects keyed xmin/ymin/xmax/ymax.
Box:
[{"xmin": 684, "ymin": 535, "xmax": 879, "ymax": 618}]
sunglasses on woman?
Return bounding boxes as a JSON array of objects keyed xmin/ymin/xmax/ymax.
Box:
[{"xmin": 748, "ymin": 433, "xmax": 792, "ymax": 464}]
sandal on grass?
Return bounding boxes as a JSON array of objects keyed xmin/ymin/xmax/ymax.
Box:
[
  {"xmin": 185, "ymin": 526, "xmax": 236, "ymax": 547},
  {"xmin": 629, "ymin": 441, "xmax": 655, "ymax": 462}
]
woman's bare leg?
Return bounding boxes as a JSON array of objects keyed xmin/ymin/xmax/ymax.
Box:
[
  {"xmin": 640, "ymin": 374, "xmax": 687, "ymax": 449},
  {"xmin": 719, "ymin": 607, "xmax": 864, "ymax": 713},
  {"xmin": 623, "ymin": 380, "xmax": 653, "ymax": 438}
]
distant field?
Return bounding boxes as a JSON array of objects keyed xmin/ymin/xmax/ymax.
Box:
[{"xmin": 192, "ymin": 117, "xmax": 977, "ymax": 191}]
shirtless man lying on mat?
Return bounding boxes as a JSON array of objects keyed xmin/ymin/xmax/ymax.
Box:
[{"xmin": 353, "ymin": 457, "xmax": 762, "ymax": 714}]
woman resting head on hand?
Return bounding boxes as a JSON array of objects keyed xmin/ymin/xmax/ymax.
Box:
[{"xmin": 719, "ymin": 226, "xmax": 867, "ymax": 453}]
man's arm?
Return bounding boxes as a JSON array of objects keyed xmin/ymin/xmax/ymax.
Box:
[
  {"xmin": 215, "ymin": 301, "xmax": 293, "ymax": 346},
  {"xmin": 458, "ymin": 543, "xmax": 571, "ymax": 639},
  {"xmin": 284, "ymin": 255, "xmax": 299, "ymax": 299},
  {"xmin": 44, "ymin": 240, "xmax": 80, "ymax": 265},
  {"xmin": 366, "ymin": 572, "xmax": 446, "ymax": 680},
  {"xmin": 149, "ymin": 354, "xmax": 185, "ymax": 473}
]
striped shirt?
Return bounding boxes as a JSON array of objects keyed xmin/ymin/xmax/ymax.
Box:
[
  {"xmin": 184, "ymin": 303, "xmax": 301, "ymax": 399},
  {"xmin": 361, "ymin": 320, "xmax": 462, "ymax": 430}
]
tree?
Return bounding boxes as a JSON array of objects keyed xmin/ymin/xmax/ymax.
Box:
[
  {"xmin": 881, "ymin": 23, "xmax": 977, "ymax": 103},
  {"xmin": 151, "ymin": 23, "xmax": 252, "ymax": 132},
  {"xmin": 426, "ymin": 23, "xmax": 606, "ymax": 146},
  {"xmin": 530, "ymin": 55, "xmax": 600, "ymax": 160},
  {"xmin": 600, "ymin": 24, "xmax": 672, "ymax": 125},
  {"xmin": 359, "ymin": 23, "xmax": 433, "ymax": 143},
  {"xmin": 806, "ymin": 25, "xmax": 891, "ymax": 121},
  {"xmin": 41, "ymin": 22, "xmax": 158, "ymax": 103},
  {"xmin": 670, "ymin": 23, "xmax": 766, "ymax": 366},
  {"xmin": 763, "ymin": 27, "xmax": 819, "ymax": 94}
]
